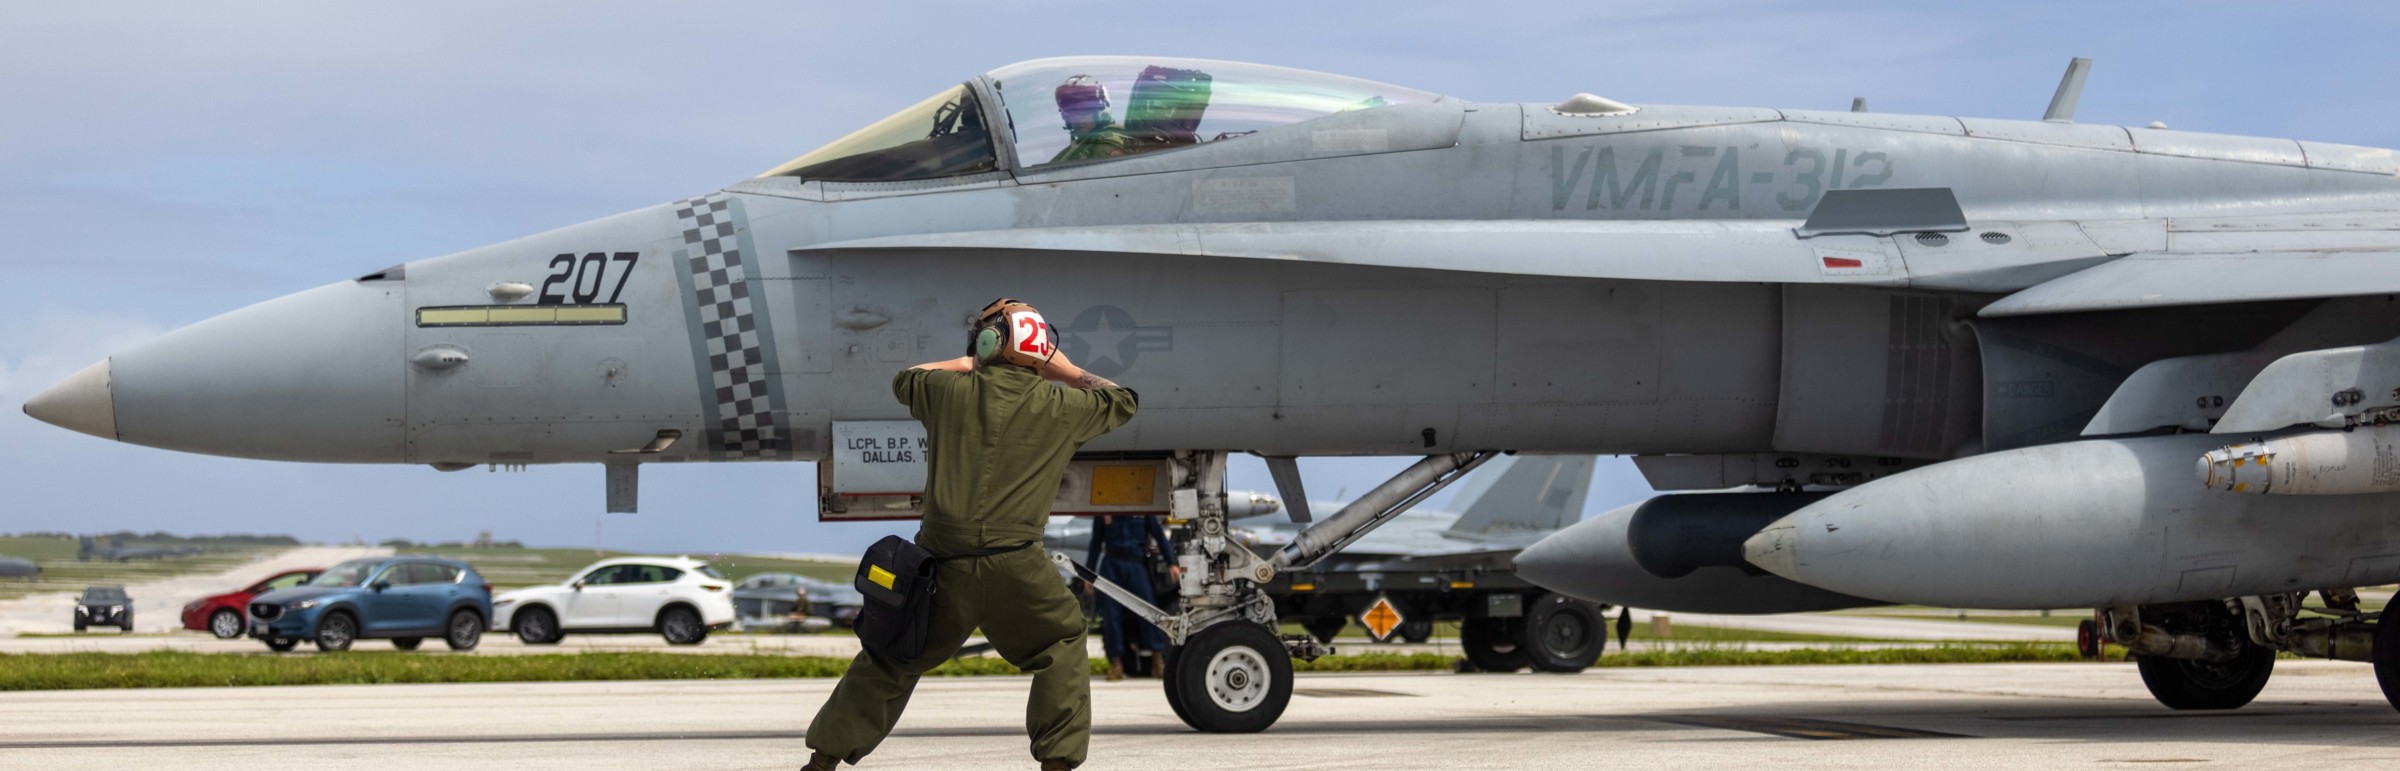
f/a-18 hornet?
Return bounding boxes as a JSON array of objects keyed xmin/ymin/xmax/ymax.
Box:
[{"xmin": 28, "ymin": 55, "xmax": 2400, "ymax": 728}]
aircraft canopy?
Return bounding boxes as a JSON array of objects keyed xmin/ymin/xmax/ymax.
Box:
[{"xmin": 761, "ymin": 57, "xmax": 1440, "ymax": 183}]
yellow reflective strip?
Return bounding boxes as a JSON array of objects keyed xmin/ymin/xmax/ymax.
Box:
[
  {"xmin": 867, "ymin": 565, "xmax": 896, "ymax": 590},
  {"xmin": 417, "ymin": 308, "xmax": 489, "ymax": 325},
  {"xmin": 486, "ymin": 307, "xmax": 556, "ymax": 324},
  {"xmin": 552, "ymin": 305, "xmax": 625, "ymax": 323},
  {"xmin": 1449, "ymin": 581, "xmax": 1474, "ymax": 589},
  {"xmin": 1289, "ymin": 583, "xmax": 1315, "ymax": 592}
]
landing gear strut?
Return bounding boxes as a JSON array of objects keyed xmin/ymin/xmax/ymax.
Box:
[
  {"xmin": 1063, "ymin": 450, "xmax": 1497, "ymax": 732},
  {"xmin": 2103, "ymin": 591, "xmax": 2391, "ymax": 712}
]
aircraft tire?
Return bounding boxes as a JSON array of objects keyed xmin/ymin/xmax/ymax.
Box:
[
  {"xmin": 2372, "ymin": 613, "xmax": 2400, "ymax": 712},
  {"xmin": 2136, "ymin": 644, "xmax": 2273, "ymax": 710},
  {"xmin": 1168, "ymin": 622, "xmax": 1291, "ymax": 733},
  {"xmin": 1522, "ymin": 594, "xmax": 1605, "ymax": 673},
  {"xmin": 1460, "ymin": 617, "xmax": 1529, "ymax": 672},
  {"xmin": 391, "ymin": 637, "xmax": 423, "ymax": 651},
  {"xmin": 1160, "ymin": 646, "xmax": 1196, "ymax": 727}
]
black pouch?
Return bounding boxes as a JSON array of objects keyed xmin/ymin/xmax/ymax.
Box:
[{"xmin": 852, "ymin": 535, "xmax": 1035, "ymax": 663}]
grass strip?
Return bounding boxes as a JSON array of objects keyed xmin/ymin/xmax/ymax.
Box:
[{"xmin": 0, "ymin": 643, "xmax": 2091, "ymax": 692}]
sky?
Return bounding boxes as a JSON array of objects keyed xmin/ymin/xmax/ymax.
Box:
[{"xmin": 7, "ymin": 1, "xmax": 2400, "ymax": 556}]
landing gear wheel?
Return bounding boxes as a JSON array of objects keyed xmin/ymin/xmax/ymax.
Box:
[
  {"xmin": 2372, "ymin": 612, "xmax": 2400, "ymax": 712},
  {"xmin": 444, "ymin": 610, "xmax": 484, "ymax": 651},
  {"xmin": 1160, "ymin": 646, "xmax": 1195, "ymax": 727},
  {"xmin": 1167, "ymin": 623, "xmax": 1292, "ymax": 733},
  {"xmin": 514, "ymin": 607, "xmax": 564, "ymax": 645},
  {"xmin": 209, "ymin": 609, "xmax": 244, "ymax": 639},
  {"xmin": 2136, "ymin": 644, "xmax": 2274, "ymax": 710},
  {"xmin": 1522, "ymin": 594, "xmax": 1605, "ymax": 672},
  {"xmin": 1460, "ymin": 617, "xmax": 1529, "ymax": 672},
  {"xmin": 2076, "ymin": 619, "xmax": 2103, "ymax": 659},
  {"xmin": 391, "ymin": 637, "xmax": 422, "ymax": 651},
  {"xmin": 659, "ymin": 606, "xmax": 707, "ymax": 645},
  {"xmin": 1398, "ymin": 619, "xmax": 1433, "ymax": 644},
  {"xmin": 314, "ymin": 612, "xmax": 356, "ymax": 652},
  {"xmin": 265, "ymin": 637, "xmax": 297, "ymax": 652},
  {"xmin": 1304, "ymin": 616, "xmax": 1346, "ymax": 644}
]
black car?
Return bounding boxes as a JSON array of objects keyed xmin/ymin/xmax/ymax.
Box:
[{"xmin": 76, "ymin": 586, "xmax": 132, "ymax": 632}]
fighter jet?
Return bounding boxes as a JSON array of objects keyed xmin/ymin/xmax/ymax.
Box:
[{"xmin": 27, "ymin": 54, "xmax": 2400, "ymax": 728}]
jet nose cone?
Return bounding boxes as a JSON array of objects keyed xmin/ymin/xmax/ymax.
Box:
[{"xmin": 23, "ymin": 359, "xmax": 116, "ymax": 440}]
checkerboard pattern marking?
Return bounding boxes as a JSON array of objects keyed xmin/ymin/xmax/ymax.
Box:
[{"xmin": 676, "ymin": 195, "xmax": 783, "ymax": 460}]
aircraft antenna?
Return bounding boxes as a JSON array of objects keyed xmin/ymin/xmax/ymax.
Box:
[
  {"xmin": 2043, "ymin": 57, "xmax": 2092, "ymax": 123},
  {"xmin": 1850, "ymin": 97, "xmax": 1868, "ymax": 113}
]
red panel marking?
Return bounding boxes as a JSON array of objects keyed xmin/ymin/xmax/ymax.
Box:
[{"xmin": 1822, "ymin": 257, "xmax": 1863, "ymax": 269}]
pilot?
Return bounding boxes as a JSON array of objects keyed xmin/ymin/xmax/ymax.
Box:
[
  {"xmin": 1083, "ymin": 514, "xmax": 1178, "ymax": 681},
  {"xmin": 1048, "ymin": 75, "xmax": 1128, "ymax": 164},
  {"xmin": 805, "ymin": 298, "xmax": 1139, "ymax": 771}
]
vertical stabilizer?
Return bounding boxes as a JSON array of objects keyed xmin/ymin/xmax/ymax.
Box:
[{"xmin": 1444, "ymin": 455, "xmax": 1598, "ymax": 540}]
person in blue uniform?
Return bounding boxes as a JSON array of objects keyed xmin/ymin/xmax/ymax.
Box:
[{"xmin": 1083, "ymin": 514, "xmax": 1178, "ymax": 680}]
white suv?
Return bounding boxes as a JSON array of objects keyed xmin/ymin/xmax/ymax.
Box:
[{"xmin": 493, "ymin": 557, "xmax": 736, "ymax": 645}]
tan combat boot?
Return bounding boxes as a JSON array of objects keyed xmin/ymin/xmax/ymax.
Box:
[{"xmin": 1105, "ymin": 657, "xmax": 1125, "ymax": 682}]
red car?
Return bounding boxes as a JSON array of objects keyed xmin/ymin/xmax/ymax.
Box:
[{"xmin": 182, "ymin": 568, "xmax": 321, "ymax": 639}]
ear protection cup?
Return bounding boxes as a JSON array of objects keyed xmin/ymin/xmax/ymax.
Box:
[
  {"xmin": 973, "ymin": 326, "xmax": 1003, "ymax": 362},
  {"xmin": 966, "ymin": 296, "xmax": 1055, "ymax": 368}
]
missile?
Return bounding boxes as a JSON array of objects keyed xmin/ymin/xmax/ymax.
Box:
[
  {"xmin": 1514, "ymin": 495, "xmax": 1884, "ymax": 614},
  {"xmin": 2200, "ymin": 425, "xmax": 2400, "ymax": 495},
  {"xmin": 1742, "ymin": 432, "xmax": 2400, "ymax": 609}
]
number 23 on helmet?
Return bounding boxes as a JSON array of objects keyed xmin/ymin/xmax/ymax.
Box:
[{"xmin": 972, "ymin": 298, "xmax": 1058, "ymax": 368}]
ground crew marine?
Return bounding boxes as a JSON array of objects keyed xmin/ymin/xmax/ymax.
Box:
[{"xmin": 805, "ymin": 299, "xmax": 1138, "ymax": 770}]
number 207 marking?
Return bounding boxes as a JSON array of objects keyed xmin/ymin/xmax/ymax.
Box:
[{"xmin": 537, "ymin": 252, "xmax": 639, "ymax": 305}]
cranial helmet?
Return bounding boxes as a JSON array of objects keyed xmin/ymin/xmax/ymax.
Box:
[
  {"xmin": 970, "ymin": 297, "xmax": 1058, "ymax": 368},
  {"xmin": 1054, "ymin": 75, "xmax": 1109, "ymax": 114}
]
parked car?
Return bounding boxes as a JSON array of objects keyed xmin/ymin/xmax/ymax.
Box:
[
  {"xmin": 494, "ymin": 556, "xmax": 734, "ymax": 645},
  {"xmin": 247, "ymin": 557, "xmax": 491, "ymax": 652},
  {"xmin": 181, "ymin": 568, "xmax": 320, "ymax": 639},
  {"xmin": 75, "ymin": 586, "xmax": 132, "ymax": 632},
  {"xmin": 733, "ymin": 572, "xmax": 863, "ymax": 629}
]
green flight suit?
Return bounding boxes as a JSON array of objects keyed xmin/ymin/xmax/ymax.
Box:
[
  {"xmin": 807, "ymin": 362, "xmax": 1139, "ymax": 768},
  {"xmin": 1049, "ymin": 114, "xmax": 1130, "ymax": 164}
]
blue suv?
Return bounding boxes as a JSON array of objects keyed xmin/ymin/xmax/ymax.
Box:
[{"xmin": 248, "ymin": 557, "xmax": 492, "ymax": 652}]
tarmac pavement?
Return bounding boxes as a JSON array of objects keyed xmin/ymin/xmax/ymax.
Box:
[{"xmin": 4, "ymin": 660, "xmax": 2397, "ymax": 769}]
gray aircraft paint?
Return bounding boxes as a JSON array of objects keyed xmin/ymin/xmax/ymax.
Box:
[{"xmin": 31, "ymin": 56, "xmax": 2400, "ymax": 615}]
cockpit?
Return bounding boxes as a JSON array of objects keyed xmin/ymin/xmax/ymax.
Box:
[{"xmin": 759, "ymin": 57, "xmax": 1441, "ymax": 183}]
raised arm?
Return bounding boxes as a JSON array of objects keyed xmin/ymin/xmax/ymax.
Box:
[
  {"xmin": 911, "ymin": 356, "xmax": 977, "ymax": 373},
  {"xmin": 1039, "ymin": 350, "xmax": 1118, "ymax": 390}
]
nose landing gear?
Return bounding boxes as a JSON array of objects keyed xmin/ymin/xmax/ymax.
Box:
[{"xmin": 1067, "ymin": 449, "xmax": 1496, "ymax": 733}]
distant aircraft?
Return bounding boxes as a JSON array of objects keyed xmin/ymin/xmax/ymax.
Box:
[
  {"xmin": 31, "ymin": 54, "xmax": 2400, "ymax": 726},
  {"xmin": 0, "ymin": 557, "xmax": 38, "ymax": 580}
]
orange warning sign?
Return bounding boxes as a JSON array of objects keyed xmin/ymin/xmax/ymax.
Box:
[{"xmin": 1360, "ymin": 595, "xmax": 1405, "ymax": 641}]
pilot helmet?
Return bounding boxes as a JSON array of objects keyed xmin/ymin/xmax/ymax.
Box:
[{"xmin": 1054, "ymin": 75, "xmax": 1109, "ymax": 115}]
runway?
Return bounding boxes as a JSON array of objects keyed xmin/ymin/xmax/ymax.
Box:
[{"xmin": 7, "ymin": 661, "xmax": 2397, "ymax": 769}]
